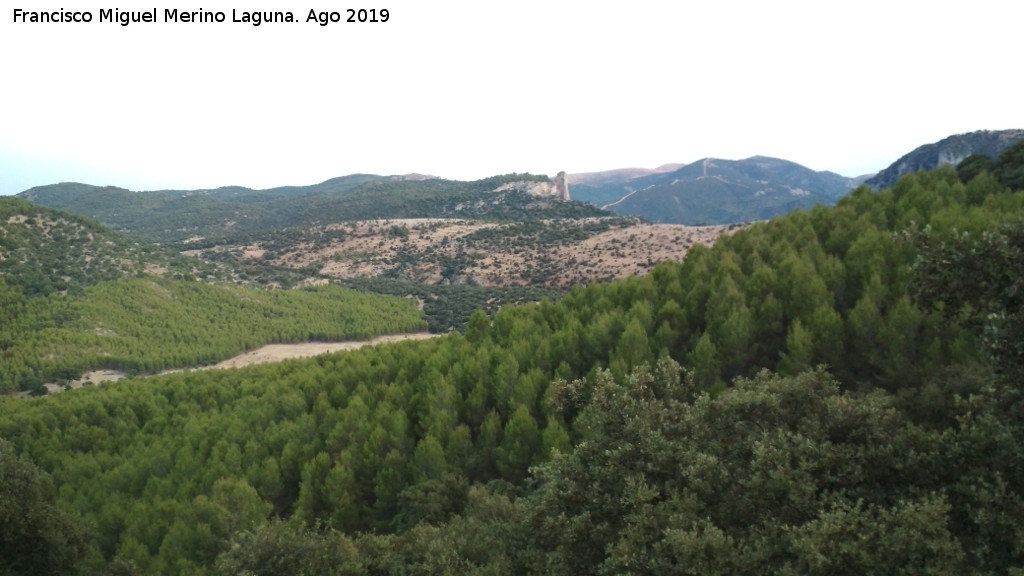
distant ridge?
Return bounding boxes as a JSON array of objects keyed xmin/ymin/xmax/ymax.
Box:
[
  {"xmin": 571, "ymin": 156, "xmax": 867, "ymax": 225},
  {"xmin": 865, "ymin": 129, "xmax": 1024, "ymax": 190},
  {"xmin": 570, "ymin": 164, "xmax": 685, "ymax": 187},
  {"xmin": 17, "ymin": 173, "xmax": 609, "ymax": 244}
]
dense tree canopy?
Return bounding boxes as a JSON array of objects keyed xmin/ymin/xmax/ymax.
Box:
[
  {"xmin": 0, "ymin": 277, "xmax": 426, "ymax": 393},
  {"xmin": 0, "ymin": 440, "xmax": 90, "ymax": 576}
]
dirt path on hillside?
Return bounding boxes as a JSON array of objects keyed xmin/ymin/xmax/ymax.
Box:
[
  {"xmin": 12, "ymin": 332, "xmax": 440, "ymax": 397},
  {"xmin": 200, "ymin": 332, "xmax": 438, "ymax": 369}
]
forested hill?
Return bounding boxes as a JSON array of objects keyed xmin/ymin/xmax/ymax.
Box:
[
  {"xmin": 2, "ymin": 143, "xmax": 1024, "ymax": 574},
  {"xmin": 18, "ymin": 174, "xmax": 610, "ymax": 245},
  {"xmin": 0, "ymin": 277, "xmax": 428, "ymax": 394},
  {"xmin": 0, "ymin": 196, "xmax": 429, "ymax": 394},
  {"xmin": 0, "ymin": 197, "xmax": 215, "ymax": 296},
  {"xmin": 571, "ymin": 156, "xmax": 868, "ymax": 224}
]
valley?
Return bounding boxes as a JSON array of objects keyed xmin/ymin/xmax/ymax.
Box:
[
  {"xmin": 2, "ymin": 135, "xmax": 1024, "ymax": 576},
  {"xmin": 0, "ymin": 177, "xmax": 747, "ymax": 396}
]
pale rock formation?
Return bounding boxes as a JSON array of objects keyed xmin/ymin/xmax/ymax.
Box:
[
  {"xmin": 494, "ymin": 172, "xmax": 571, "ymax": 202},
  {"xmin": 553, "ymin": 171, "xmax": 570, "ymax": 202}
]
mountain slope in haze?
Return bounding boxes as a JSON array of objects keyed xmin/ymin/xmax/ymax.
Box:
[
  {"xmin": 865, "ymin": 129, "xmax": 1024, "ymax": 189},
  {"xmin": 18, "ymin": 174, "xmax": 609, "ymax": 245},
  {"xmin": 572, "ymin": 156, "xmax": 867, "ymax": 225},
  {"xmin": 568, "ymin": 163, "xmax": 686, "ymax": 206}
]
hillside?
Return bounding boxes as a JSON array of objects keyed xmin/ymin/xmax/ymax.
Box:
[
  {"xmin": 18, "ymin": 174, "xmax": 609, "ymax": 246},
  {"xmin": 193, "ymin": 217, "xmax": 742, "ymax": 291},
  {"xmin": 12, "ymin": 174, "xmax": 742, "ymax": 292},
  {"xmin": 7, "ymin": 181, "xmax": 744, "ymax": 347},
  {"xmin": 865, "ymin": 128, "xmax": 1024, "ymax": 189},
  {"xmin": 0, "ymin": 197, "xmax": 215, "ymax": 295},
  {"xmin": 0, "ymin": 199, "xmax": 429, "ymax": 394},
  {"xmin": 0, "ymin": 275, "xmax": 427, "ymax": 395},
  {"xmin": 571, "ymin": 156, "xmax": 867, "ymax": 224},
  {"xmin": 0, "ymin": 196, "xmax": 322, "ymax": 291}
]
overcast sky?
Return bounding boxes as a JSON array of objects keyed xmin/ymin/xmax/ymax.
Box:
[{"xmin": 1, "ymin": 0, "xmax": 1021, "ymax": 194}]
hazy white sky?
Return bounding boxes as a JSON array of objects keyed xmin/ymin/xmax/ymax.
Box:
[{"xmin": 2, "ymin": 0, "xmax": 1021, "ymax": 194}]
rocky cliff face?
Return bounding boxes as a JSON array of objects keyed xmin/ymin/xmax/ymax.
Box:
[
  {"xmin": 495, "ymin": 172, "xmax": 571, "ymax": 201},
  {"xmin": 552, "ymin": 171, "xmax": 570, "ymax": 202},
  {"xmin": 865, "ymin": 129, "xmax": 1024, "ymax": 189}
]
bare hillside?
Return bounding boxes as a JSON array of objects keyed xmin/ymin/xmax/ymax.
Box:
[{"xmin": 197, "ymin": 218, "xmax": 745, "ymax": 290}]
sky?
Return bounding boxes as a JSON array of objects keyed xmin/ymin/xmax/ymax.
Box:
[{"xmin": 1, "ymin": 0, "xmax": 1022, "ymax": 195}]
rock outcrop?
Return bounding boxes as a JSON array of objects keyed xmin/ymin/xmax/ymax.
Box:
[
  {"xmin": 552, "ymin": 171, "xmax": 570, "ymax": 202},
  {"xmin": 494, "ymin": 172, "xmax": 571, "ymax": 202}
]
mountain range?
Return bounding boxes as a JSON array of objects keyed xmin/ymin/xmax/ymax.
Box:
[
  {"xmin": 570, "ymin": 156, "xmax": 868, "ymax": 225},
  {"xmin": 18, "ymin": 174, "xmax": 607, "ymax": 246},
  {"xmin": 567, "ymin": 129, "xmax": 1023, "ymax": 224},
  {"xmin": 15, "ymin": 129, "xmax": 1024, "ymax": 230},
  {"xmin": 11, "ymin": 158, "xmax": 867, "ymax": 230}
]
